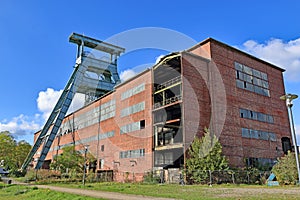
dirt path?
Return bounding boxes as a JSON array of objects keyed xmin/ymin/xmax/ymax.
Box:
[
  {"xmin": 11, "ymin": 180, "xmax": 176, "ymax": 200},
  {"xmin": 11, "ymin": 179, "xmax": 300, "ymax": 199}
]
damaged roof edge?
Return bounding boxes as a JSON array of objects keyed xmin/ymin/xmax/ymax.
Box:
[
  {"xmin": 152, "ymin": 52, "xmax": 181, "ymax": 70},
  {"xmin": 114, "ymin": 68, "xmax": 151, "ymax": 88},
  {"xmin": 187, "ymin": 37, "xmax": 286, "ymax": 72}
]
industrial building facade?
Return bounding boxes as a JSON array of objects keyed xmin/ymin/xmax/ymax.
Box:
[{"xmin": 32, "ymin": 38, "xmax": 292, "ymax": 182}]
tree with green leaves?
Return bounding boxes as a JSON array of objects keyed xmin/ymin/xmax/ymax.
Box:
[
  {"xmin": 14, "ymin": 140, "xmax": 32, "ymax": 169},
  {"xmin": 186, "ymin": 128, "xmax": 228, "ymax": 183},
  {"xmin": 272, "ymin": 151, "xmax": 298, "ymax": 185},
  {"xmin": 50, "ymin": 146, "xmax": 84, "ymax": 174},
  {"xmin": 0, "ymin": 131, "xmax": 16, "ymax": 169},
  {"xmin": 0, "ymin": 131, "xmax": 31, "ymax": 174}
]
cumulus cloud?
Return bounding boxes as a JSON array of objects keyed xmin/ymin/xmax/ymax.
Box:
[
  {"xmin": 0, "ymin": 88, "xmax": 86, "ymax": 143},
  {"xmin": 0, "ymin": 114, "xmax": 41, "ymax": 140},
  {"xmin": 37, "ymin": 88, "xmax": 86, "ymax": 120},
  {"xmin": 242, "ymin": 38, "xmax": 300, "ymax": 82},
  {"xmin": 120, "ymin": 69, "xmax": 137, "ymax": 82},
  {"xmin": 37, "ymin": 88, "xmax": 63, "ymax": 120}
]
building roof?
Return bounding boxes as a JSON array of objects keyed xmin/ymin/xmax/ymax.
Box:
[{"xmin": 188, "ymin": 37, "xmax": 285, "ymax": 72}]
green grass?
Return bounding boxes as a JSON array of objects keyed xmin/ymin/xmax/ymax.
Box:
[
  {"xmin": 52, "ymin": 182, "xmax": 300, "ymax": 200},
  {"xmin": 0, "ymin": 183, "xmax": 104, "ymax": 200}
]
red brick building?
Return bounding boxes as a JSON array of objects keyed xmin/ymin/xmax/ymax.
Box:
[{"xmin": 33, "ymin": 38, "xmax": 291, "ymax": 181}]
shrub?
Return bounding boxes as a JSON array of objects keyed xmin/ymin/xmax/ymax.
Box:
[
  {"xmin": 24, "ymin": 169, "xmax": 61, "ymax": 182},
  {"xmin": 272, "ymin": 151, "xmax": 298, "ymax": 185},
  {"xmin": 186, "ymin": 128, "xmax": 228, "ymax": 184},
  {"xmin": 143, "ymin": 171, "xmax": 160, "ymax": 184}
]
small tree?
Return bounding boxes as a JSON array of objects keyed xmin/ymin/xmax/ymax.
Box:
[
  {"xmin": 50, "ymin": 146, "xmax": 84, "ymax": 174},
  {"xmin": 186, "ymin": 128, "xmax": 228, "ymax": 183},
  {"xmin": 15, "ymin": 140, "xmax": 31, "ymax": 169},
  {"xmin": 272, "ymin": 151, "xmax": 298, "ymax": 185},
  {"xmin": 0, "ymin": 131, "xmax": 17, "ymax": 170},
  {"xmin": 0, "ymin": 131, "xmax": 31, "ymax": 175}
]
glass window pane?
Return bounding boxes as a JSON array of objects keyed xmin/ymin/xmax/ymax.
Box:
[
  {"xmin": 245, "ymin": 82, "xmax": 254, "ymax": 92},
  {"xmin": 267, "ymin": 115, "xmax": 274, "ymax": 123},
  {"xmin": 261, "ymin": 131, "xmax": 269, "ymax": 140},
  {"xmin": 236, "ymin": 79, "xmax": 244, "ymax": 89},
  {"xmin": 245, "ymin": 74, "xmax": 253, "ymax": 83},
  {"xmin": 254, "ymin": 85, "xmax": 262, "ymax": 94},
  {"xmin": 253, "ymin": 77, "xmax": 262, "ymax": 86},
  {"xmin": 261, "ymin": 72, "xmax": 268, "ymax": 80},
  {"xmin": 269, "ymin": 133, "xmax": 276, "ymax": 142},
  {"xmin": 262, "ymin": 88, "xmax": 270, "ymax": 97},
  {"xmin": 242, "ymin": 128, "xmax": 250, "ymax": 138},
  {"xmin": 253, "ymin": 69, "xmax": 261, "ymax": 78},
  {"xmin": 251, "ymin": 130, "xmax": 259, "ymax": 139},
  {"xmin": 243, "ymin": 66, "xmax": 253, "ymax": 75},
  {"xmin": 240, "ymin": 109, "xmax": 246, "ymax": 118},
  {"xmin": 252, "ymin": 112, "xmax": 257, "ymax": 120},
  {"xmin": 257, "ymin": 113, "xmax": 263, "ymax": 122},
  {"xmin": 235, "ymin": 62, "xmax": 243, "ymax": 71},
  {"xmin": 262, "ymin": 80, "xmax": 269, "ymax": 89}
]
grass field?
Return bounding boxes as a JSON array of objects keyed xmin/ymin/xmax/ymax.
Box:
[
  {"xmin": 0, "ymin": 183, "xmax": 104, "ymax": 200},
  {"xmin": 53, "ymin": 182, "xmax": 300, "ymax": 200},
  {"xmin": 3, "ymin": 181, "xmax": 300, "ymax": 200}
]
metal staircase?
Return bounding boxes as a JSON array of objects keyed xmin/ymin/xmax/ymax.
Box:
[{"xmin": 21, "ymin": 33, "xmax": 124, "ymax": 171}]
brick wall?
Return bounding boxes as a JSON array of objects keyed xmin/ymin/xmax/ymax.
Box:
[{"xmin": 185, "ymin": 39, "xmax": 291, "ymax": 167}]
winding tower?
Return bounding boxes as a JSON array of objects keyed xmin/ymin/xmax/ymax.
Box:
[{"xmin": 21, "ymin": 33, "xmax": 125, "ymax": 170}]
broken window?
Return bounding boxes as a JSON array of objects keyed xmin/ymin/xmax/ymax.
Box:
[
  {"xmin": 140, "ymin": 120, "xmax": 145, "ymax": 129},
  {"xmin": 235, "ymin": 61, "xmax": 270, "ymax": 97}
]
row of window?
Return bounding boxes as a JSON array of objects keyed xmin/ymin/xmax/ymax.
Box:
[
  {"xmin": 235, "ymin": 62, "xmax": 270, "ymax": 97},
  {"xmin": 121, "ymin": 83, "xmax": 145, "ymax": 100},
  {"xmin": 53, "ymin": 120, "xmax": 146, "ymax": 152},
  {"xmin": 52, "ymin": 131, "xmax": 115, "ymax": 152},
  {"xmin": 155, "ymin": 151, "xmax": 174, "ymax": 165},
  {"xmin": 120, "ymin": 120, "xmax": 145, "ymax": 134},
  {"xmin": 59, "ymin": 83, "xmax": 146, "ymax": 132},
  {"xmin": 236, "ymin": 71, "xmax": 269, "ymax": 89},
  {"xmin": 75, "ymin": 131, "xmax": 115, "ymax": 146},
  {"xmin": 119, "ymin": 148, "xmax": 145, "ymax": 159},
  {"xmin": 66, "ymin": 99, "xmax": 116, "ymax": 131},
  {"xmin": 240, "ymin": 108, "xmax": 274, "ymax": 124},
  {"xmin": 236, "ymin": 80, "xmax": 270, "ymax": 96},
  {"xmin": 100, "ymin": 100, "xmax": 116, "ymax": 121},
  {"xmin": 60, "ymin": 97, "xmax": 145, "ymax": 133},
  {"xmin": 235, "ymin": 62, "xmax": 268, "ymax": 80},
  {"xmin": 120, "ymin": 101, "xmax": 145, "ymax": 117},
  {"xmin": 51, "ymin": 142, "xmax": 72, "ymax": 152},
  {"xmin": 242, "ymin": 128, "xmax": 276, "ymax": 141}
]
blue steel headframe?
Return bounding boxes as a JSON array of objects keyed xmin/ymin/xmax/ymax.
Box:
[
  {"xmin": 21, "ymin": 33, "xmax": 125, "ymax": 171},
  {"xmin": 21, "ymin": 64, "xmax": 81, "ymax": 170}
]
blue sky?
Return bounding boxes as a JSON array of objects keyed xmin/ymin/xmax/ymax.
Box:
[{"xmin": 0, "ymin": 0, "xmax": 299, "ymax": 144}]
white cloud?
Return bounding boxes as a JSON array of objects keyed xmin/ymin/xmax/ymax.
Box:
[
  {"xmin": 37, "ymin": 88, "xmax": 86, "ymax": 120},
  {"xmin": 0, "ymin": 88, "xmax": 86, "ymax": 143},
  {"xmin": 242, "ymin": 38, "xmax": 300, "ymax": 82},
  {"xmin": 0, "ymin": 114, "xmax": 41, "ymax": 141},
  {"xmin": 37, "ymin": 88, "xmax": 62, "ymax": 120},
  {"xmin": 120, "ymin": 69, "xmax": 137, "ymax": 82}
]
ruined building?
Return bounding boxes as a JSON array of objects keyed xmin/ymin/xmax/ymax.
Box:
[{"xmin": 24, "ymin": 33, "xmax": 292, "ymax": 182}]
